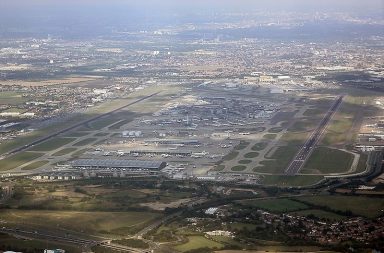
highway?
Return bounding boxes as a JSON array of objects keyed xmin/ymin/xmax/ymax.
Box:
[
  {"xmin": 285, "ymin": 95, "xmax": 344, "ymax": 176},
  {"xmin": 0, "ymin": 227, "xmax": 148, "ymax": 253},
  {"xmin": 4, "ymin": 91, "xmax": 160, "ymax": 157}
]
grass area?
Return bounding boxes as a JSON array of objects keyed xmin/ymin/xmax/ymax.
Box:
[
  {"xmin": 0, "ymin": 151, "xmax": 43, "ymax": 171},
  {"xmin": 234, "ymin": 141, "xmax": 250, "ymax": 151},
  {"xmin": 238, "ymin": 160, "xmax": 252, "ymax": 164},
  {"xmin": 254, "ymin": 145, "xmax": 300, "ymax": 174},
  {"xmin": 0, "ymin": 210, "xmax": 162, "ymax": 236},
  {"xmin": 303, "ymin": 147, "xmax": 354, "ymax": 174},
  {"xmin": 73, "ymin": 138, "xmax": 97, "ymax": 147},
  {"xmin": 63, "ymin": 132, "xmax": 91, "ymax": 137},
  {"xmin": 20, "ymin": 160, "xmax": 49, "ymax": 171},
  {"xmin": 251, "ymin": 142, "xmax": 268, "ymax": 151},
  {"xmin": 289, "ymin": 209, "xmax": 346, "ymax": 221},
  {"xmin": 71, "ymin": 148, "xmax": 89, "ymax": 158},
  {"xmin": 303, "ymin": 108, "xmax": 326, "ymax": 117},
  {"xmin": 261, "ymin": 175, "xmax": 324, "ymax": 187},
  {"xmin": 52, "ymin": 148, "xmax": 77, "ymax": 156},
  {"xmin": 89, "ymin": 117, "xmax": 121, "ymax": 130},
  {"xmin": 174, "ymin": 236, "xmax": 224, "ymax": 252},
  {"xmin": 356, "ymin": 153, "xmax": 368, "ymax": 173},
  {"xmin": 228, "ymin": 222, "xmax": 258, "ymax": 231},
  {"xmin": 112, "ymin": 239, "xmax": 148, "ymax": 249},
  {"xmin": 94, "ymin": 132, "xmax": 110, "ymax": 137},
  {"xmin": 0, "ymin": 91, "xmax": 29, "ymax": 105},
  {"xmin": 231, "ymin": 165, "xmax": 247, "ymax": 171},
  {"xmin": 239, "ymin": 198, "xmax": 308, "ymax": 213},
  {"xmin": 29, "ymin": 137, "xmax": 76, "ymax": 152},
  {"xmin": 289, "ymin": 119, "xmax": 318, "ymax": 132},
  {"xmin": 263, "ymin": 134, "xmax": 277, "ymax": 140},
  {"xmin": 271, "ymin": 111, "xmax": 296, "ymax": 124},
  {"xmin": 268, "ymin": 127, "xmax": 283, "ymax": 133},
  {"xmin": 222, "ymin": 151, "xmax": 239, "ymax": 161},
  {"xmin": 0, "ymin": 233, "xmax": 82, "ymax": 253},
  {"xmin": 108, "ymin": 119, "xmax": 132, "ymax": 130},
  {"xmin": 213, "ymin": 165, "xmax": 225, "ymax": 171},
  {"xmin": 295, "ymin": 195, "xmax": 384, "ymax": 218},
  {"xmin": 244, "ymin": 152, "xmax": 259, "ymax": 158}
]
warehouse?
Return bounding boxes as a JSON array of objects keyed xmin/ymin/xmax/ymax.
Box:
[{"xmin": 72, "ymin": 159, "xmax": 167, "ymax": 171}]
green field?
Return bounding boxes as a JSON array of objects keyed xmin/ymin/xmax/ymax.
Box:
[
  {"xmin": 0, "ymin": 233, "xmax": 82, "ymax": 253},
  {"xmin": 174, "ymin": 236, "xmax": 224, "ymax": 252},
  {"xmin": 244, "ymin": 152, "xmax": 259, "ymax": 158},
  {"xmin": 239, "ymin": 198, "xmax": 308, "ymax": 213},
  {"xmin": 73, "ymin": 138, "xmax": 97, "ymax": 147},
  {"xmin": 261, "ymin": 175, "xmax": 324, "ymax": 187},
  {"xmin": 251, "ymin": 142, "xmax": 268, "ymax": 151},
  {"xmin": 94, "ymin": 132, "xmax": 110, "ymax": 137},
  {"xmin": 0, "ymin": 91, "xmax": 29, "ymax": 105},
  {"xmin": 303, "ymin": 147, "xmax": 354, "ymax": 174},
  {"xmin": 238, "ymin": 160, "xmax": 252, "ymax": 164},
  {"xmin": 89, "ymin": 117, "xmax": 121, "ymax": 130},
  {"xmin": 20, "ymin": 160, "xmax": 49, "ymax": 171},
  {"xmin": 290, "ymin": 209, "xmax": 346, "ymax": 221},
  {"xmin": 254, "ymin": 145, "xmax": 299, "ymax": 174},
  {"xmin": 268, "ymin": 127, "xmax": 283, "ymax": 133},
  {"xmin": 0, "ymin": 152, "xmax": 43, "ymax": 171},
  {"xmin": 234, "ymin": 141, "xmax": 250, "ymax": 151},
  {"xmin": 231, "ymin": 165, "xmax": 247, "ymax": 171},
  {"xmin": 29, "ymin": 137, "xmax": 76, "ymax": 152},
  {"xmin": 63, "ymin": 132, "xmax": 91, "ymax": 137},
  {"xmin": 222, "ymin": 151, "xmax": 239, "ymax": 161},
  {"xmin": 0, "ymin": 210, "xmax": 162, "ymax": 236},
  {"xmin": 263, "ymin": 134, "xmax": 277, "ymax": 140},
  {"xmin": 295, "ymin": 195, "xmax": 384, "ymax": 218},
  {"xmin": 71, "ymin": 148, "xmax": 89, "ymax": 158},
  {"xmin": 53, "ymin": 148, "xmax": 77, "ymax": 156}
]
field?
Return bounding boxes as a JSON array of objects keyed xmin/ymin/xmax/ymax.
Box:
[
  {"xmin": 7, "ymin": 181, "xmax": 195, "ymax": 212},
  {"xmin": 174, "ymin": 236, "xmax": 224, "ymax": 252},
  {"xmin": 20, "ymin": 160, "xmax": 49, "ymax": 170},
  {"xmin": 29, "ymin": 137, "xmax": 76, "ymax": 151},
  {"xmin": 261, "ymin": 175, "xmax": 324, "ymax": 187},
  {"xmin": 52, "ymin": 148, "xmax": 77, "ymax": 156},
  {"xmin": 0, "ymin": 151, "xmax": 43, "ymax": 171},
  {"xmin": 0, "ymin": 233, "xmax": 82, "ymax": 253},
  {"xmin": 289, "ymin": 209, "xmax": 346, "ymax": 221},
  {"xmin": 302, "ymin": 147, "xmax": 354, "ymax": 174},
  {"xmin": 294, "ymin": 195, "xmax": 384, "ymax": 218},
  {"xmin": 254, "ymin": 145, "xmax": 300, "ymax": 174},
  {"xmin": 0, "ymin": 210, "xmax": 162, "ymax": 236},
  {"xmin": 238, "ymin": 198, "xmax": 308, "ymax": 213},
  {"xmin": 73, "ymin": 138, "xmax": 97, "ymax": 146}
]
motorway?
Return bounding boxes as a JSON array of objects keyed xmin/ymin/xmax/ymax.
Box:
[
  {"xmin": 285, "ymin": 95, "xmax": 344, "ymax": 176},
  {"xmin": 0, "ymin": 227, "xmax": 149, "ymax": 253},
  {"xmin": 4, "ymin": 91, "xmax": 160, "ymax": 157}
]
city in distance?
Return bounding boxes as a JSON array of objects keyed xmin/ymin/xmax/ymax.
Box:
[{"xmin": 0, "ymin": 0, "xmax": 383, "ymax": 253}]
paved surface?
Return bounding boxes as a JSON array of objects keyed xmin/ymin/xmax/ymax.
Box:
[
  {"xmin": 285, "ymin": 96, "xmax": 344, "ymax": 176},
  {"xmin": 3, "ymin": 92, "xmax": 160, "ymax": 158}
]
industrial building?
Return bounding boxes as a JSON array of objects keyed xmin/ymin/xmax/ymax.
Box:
[{"xmin": 72, "ymin": 159, "xmax": 167, "ymax": 171}]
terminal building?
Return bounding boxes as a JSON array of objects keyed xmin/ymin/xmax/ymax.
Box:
[{"xmin": 71, "ymin": 159, "xmax": 167, "ymax": 171}]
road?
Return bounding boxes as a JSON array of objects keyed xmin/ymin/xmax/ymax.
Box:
[
  {"xmin": 4, "ymin": 92, "xmax": 160, "ymax": 157},
  {"xmin": 285, "ymin": 95, "xmax": 344, "ymax": 175},
  {"xmin": 0, "ymin": 227, "xmax": 148, "ymax": 253}
]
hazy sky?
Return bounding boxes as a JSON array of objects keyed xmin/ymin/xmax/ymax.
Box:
[
  {"xmin": 2, "ymin": 0, "xmax": 383, "ymax": 11},
  {"xmin": 0, "ymin": 0, "xmax": 382, "ymax": 39}
]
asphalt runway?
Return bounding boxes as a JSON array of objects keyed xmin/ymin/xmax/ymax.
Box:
[{"xmin": 285, "ymin": 96, "xmax": 344, "ymax": 176}]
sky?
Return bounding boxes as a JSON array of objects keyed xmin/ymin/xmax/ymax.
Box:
[{"xmin": 0, "ymin": 0, "xmax": 382, "ymax": 39}]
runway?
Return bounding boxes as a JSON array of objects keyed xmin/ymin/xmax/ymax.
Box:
[{"xmin": 285, "ymin": 96, "xmax": 344, "ymax": 176}]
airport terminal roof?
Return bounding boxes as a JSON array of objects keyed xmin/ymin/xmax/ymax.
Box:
[{"xmin": 72, "ymin": 159, "xmax": 166, "ymax": 170}]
